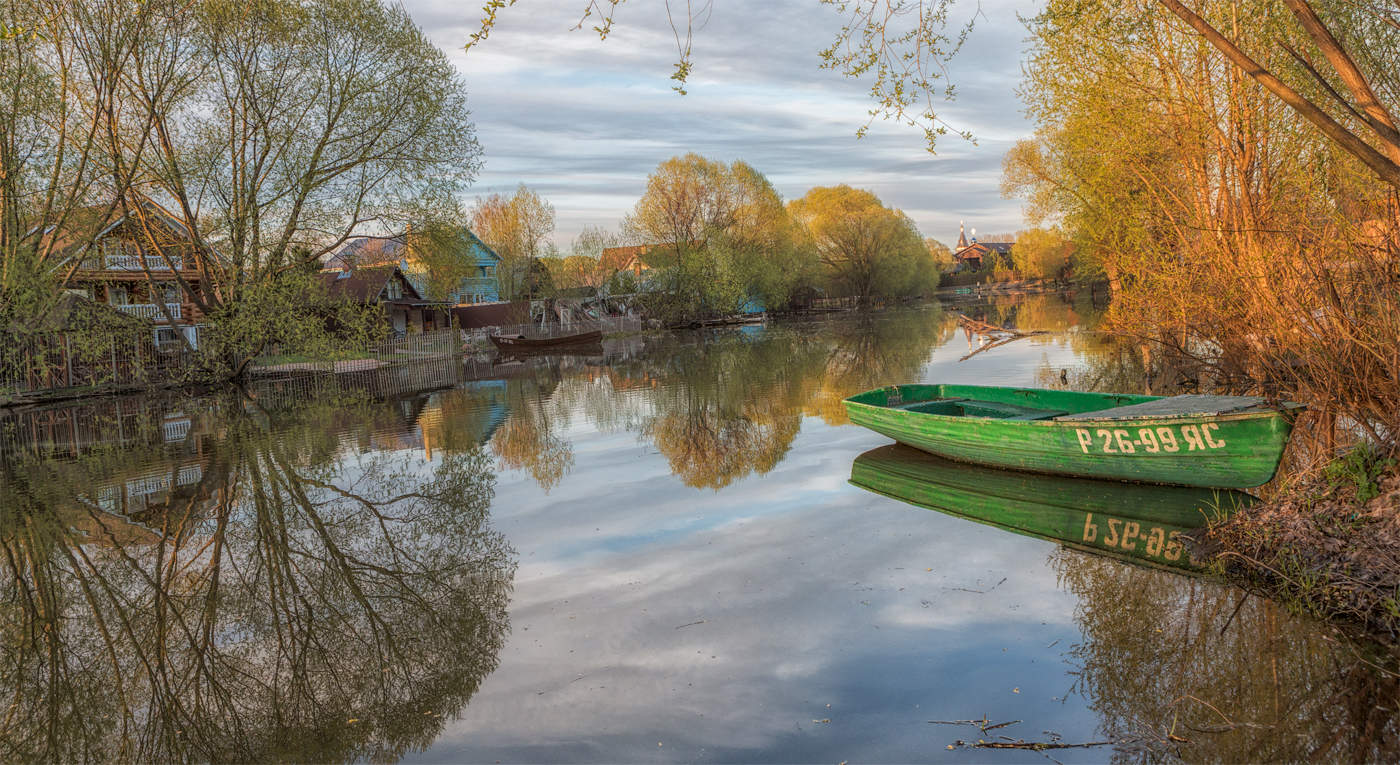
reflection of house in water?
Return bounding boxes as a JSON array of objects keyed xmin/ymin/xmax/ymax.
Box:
[
  {"xmin": 417, "ymin": 380, "xmax": 512, "ymax": 459},
  {"xmin": 0, "ymin": 394, "xmax": 212, "ymax": 460},
  {"xmin": 0, "ymin": 394, "xmax": 227, "ymax": 548}
]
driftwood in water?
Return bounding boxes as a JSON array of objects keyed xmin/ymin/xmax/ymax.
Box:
[{"xmin": 957, "ymin": 314, "xmax": 1050, "ymax": 361}]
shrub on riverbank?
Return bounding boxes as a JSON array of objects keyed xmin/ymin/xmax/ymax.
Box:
[{"xmin": 1206, "ymin": 445, "xmax": 1400, "ymax": 641}]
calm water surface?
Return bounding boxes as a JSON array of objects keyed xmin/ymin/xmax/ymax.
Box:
[{"xmin": 3, "ymin": 293, "xmax": 1396, "ymax": 763}]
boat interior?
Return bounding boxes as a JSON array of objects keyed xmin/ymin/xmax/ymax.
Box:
[{"xmin": 892, "ymin": 398, "xmax": 1067, "ymax": 421}]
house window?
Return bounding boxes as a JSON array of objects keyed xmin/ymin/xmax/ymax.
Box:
[
  {"xmin": 483, "ymin": 265, "xmax": 496, "ymax": 278},
  {"xmin": 107, "ymin": 285, "xmax": 130, "ymax": 305},
  {"xmin": 154, "ymin": 326, "xmax": 179, "ymax": 346},
  {"xmin": 385, "ymin": 279, "xmax": 403, "ymax": 300}
]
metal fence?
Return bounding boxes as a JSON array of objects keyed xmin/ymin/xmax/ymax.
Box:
[
  {"xmin": 251, "ymin": 328, "xmax": 461, "ymax": 374},
  {"xmin": 1, "ymin": 332, "xmax": 190, "ymax": 400},
  {"xmin": 463, "ymin": 315, "xmax": 645, "ymax": 344}
]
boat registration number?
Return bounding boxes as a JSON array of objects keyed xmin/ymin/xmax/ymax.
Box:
[
  {"xmin": 1081, "ymin": 513, "xmax": 1185, "ymax": 562},
  {"xmin": 1073, "ymin": 424, "xmax": 1225, "ymax": 454}
]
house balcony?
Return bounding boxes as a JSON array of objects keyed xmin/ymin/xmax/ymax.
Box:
[
  {"xmin": 80, "ymin": 253, "xmax": 187, "ymax": 271},
  {"xmin": 452, "ymin": 277, "xmax": 500, "ymax": 303},
  {"xmin": 115, "ymin": 302, "xmax": 183, "ymax": 321}
]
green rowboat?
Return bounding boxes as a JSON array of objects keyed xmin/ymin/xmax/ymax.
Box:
[
  {"xmin": 850, "ymin": 444, "xmax": 1256, "ymax": 572},
  {"xmin": 843, "ymin": 384, "xmax": 1303, "ymax": 488}
]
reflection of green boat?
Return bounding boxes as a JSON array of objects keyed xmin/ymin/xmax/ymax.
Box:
[
  {"xmin": 850, "ymin": 444, "xmax": 1257, "ymax": 571},
  {"xmin": 844, "ymin": 384, "xmax": 1303, "ymax": 488}
]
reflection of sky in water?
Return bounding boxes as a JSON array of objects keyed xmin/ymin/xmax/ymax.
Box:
[
  {"xmin": 411, "ymin": 318, "xmax": 1134, "ymax": 762},
  {"xmin": 16, "ymin": 300, "xmax": 1382, "ymax": 763}
]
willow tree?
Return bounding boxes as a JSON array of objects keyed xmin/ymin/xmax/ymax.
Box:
[
  {"xmin": 625, "ymin": 154, "xmax": 814, "ymax": 321},
  {"xmin": 1007, "ymin": 0, "xmax": 1400, "ymax": 445},
  {"xmin": 788, "ymin": 185, "xmax": 935, "ymax": 304}
]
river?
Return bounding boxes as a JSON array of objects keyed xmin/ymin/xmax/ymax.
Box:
[{"xmin": 1, "ymin": 292, "xmax": 1396, "ymax": 762}]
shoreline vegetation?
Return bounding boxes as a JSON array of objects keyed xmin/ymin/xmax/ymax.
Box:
[{"xmin": 1203, "ymin": 444, "xmax": 1400, "ymax": 644}]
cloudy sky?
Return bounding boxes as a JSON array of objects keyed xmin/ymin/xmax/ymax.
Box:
[{"xmin": 405, "ymin": 0, "xmax": 1039, "ymax": 249}]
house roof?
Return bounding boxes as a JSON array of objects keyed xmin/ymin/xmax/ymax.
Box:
[
  {"xmin": 323, "ymin": 228, "xmax": 502, "ymax": 271},
  {"xmin": 34, "ymin": 198, "xmax": 193, "ymax": 258},
  {"xmin": 954, "ymin": 241, "xmax": 1012, "ymax": 261},
  {"xmin": 317, "ymin": 265, "xmax": 427, "ymax": 303}
]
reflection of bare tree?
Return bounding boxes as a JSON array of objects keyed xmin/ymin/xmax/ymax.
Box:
[
  {"xmin": 1054, "ymin": 548, "xmax": 1400, "ymax": 762},
  {"xmin": 0, "ymin": 394, "xmax": 513, "ymax": 763}
]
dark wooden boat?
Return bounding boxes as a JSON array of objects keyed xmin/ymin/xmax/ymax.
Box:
[
  {"xmin": 489, "ymin": 329, "xmax": 603, "ymax": 351},
  {"xmin": 850, "ymin": 444, "xmax": 1257, "ymax": 572},
  {"xmin": 844, "ymin": 384, "xmax": 1304, "ymax": 488}
]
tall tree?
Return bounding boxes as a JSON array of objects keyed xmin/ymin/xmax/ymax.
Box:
[
  {"xmin": 625, "ymin": 154, "xmax": 814, "ymax": 320},
  {"xmin": 1, "ymin": 0, "xmax": 480, "ymax": 375},
  {"xmin": 788, "ymin": 185, "xmax": 933, "ymax": 302},
  {"xmin": 469, "ymin": 183, "xmax": 555, "ymax": 299},
  {"xmin": 1010, "ymin": 0, "xmax": 1400, "ymax": 443}
]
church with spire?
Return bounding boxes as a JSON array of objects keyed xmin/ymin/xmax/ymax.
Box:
[{"xmin": 952, "ymin": 220, "xmax": 1013, "ymax": 271}]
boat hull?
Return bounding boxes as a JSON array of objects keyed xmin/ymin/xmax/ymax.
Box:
[
  {"xmin": 850, "ymin": 444, "xmax": 1255, "ymax": 572},
  {"xmin": 489, "ymin": 330, "xmax": 604, "ymax": 351},
  {"xmin": 844, "ymin": 384, "xmax": 1300, "ymax": 489}
]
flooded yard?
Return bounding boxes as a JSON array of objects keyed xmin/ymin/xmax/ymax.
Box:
[{"xmin": 2, "ymin": 293, "xmax": 1396, "ymax": 762}]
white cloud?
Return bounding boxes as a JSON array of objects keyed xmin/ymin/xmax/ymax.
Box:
[{"xmin": 402, "ymin": 0, "xmax": 1039, "ymax": 248}]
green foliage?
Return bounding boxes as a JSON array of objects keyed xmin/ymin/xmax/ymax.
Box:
[
  {"xmin": 789, "ymin": 184, "xmax": 936, "ymax": 302},
  {"xmin": 626, "ymin": 154, "xmax": 818, "ymax": 321},
  {"xmin": 640, "ymin": 243, "xmax": 747, "ymax": 323},
  {"xmin": 196, "ymin": 270, "xmax": 384, "ymax": 380},
  {"xmin": 1323, "ymin": 442, "xmax": 1396, "ymax": 504}
]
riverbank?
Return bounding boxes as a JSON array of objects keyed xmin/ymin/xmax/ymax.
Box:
[{"xmin": 1203, "ymin": 447, "xmax": 1400, "ymax": 643}]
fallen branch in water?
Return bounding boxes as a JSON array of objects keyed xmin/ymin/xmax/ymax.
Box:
[
  {"xmin": 972, "ymin": 740, "xmax": 1114, "ymax": 751},
  {"xmin": 929, "ymin": 714, "xmax": 1020, "ymax": 734},
  {"xmin": 957, "ymin": 314, "xmax": 1050, "ymax": 361}
]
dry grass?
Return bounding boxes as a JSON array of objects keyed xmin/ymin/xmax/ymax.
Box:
[{"xmin": 1205, "ymin": 449, "xmax": 1400, "ymax": 641}]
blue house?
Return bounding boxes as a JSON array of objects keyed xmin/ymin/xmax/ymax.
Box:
[{"xmin": 324, "ymin": 226, "xmax": 502, "ymax": 305}]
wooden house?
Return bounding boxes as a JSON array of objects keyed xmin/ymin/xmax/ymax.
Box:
[
  {"xmin": 317, "ymin": 264, "xmax": 450, "ymax": 335},
  {"xmin": 952, "ymin": 222, "xmax": 1013, "ymax": 271},
  {"xmin": 323, "ymin": 226, "xmax": 502, "ymax": 305},
  {"xmin": 36, "ymin": 199, "xmax": 210, "ymax": 348}
]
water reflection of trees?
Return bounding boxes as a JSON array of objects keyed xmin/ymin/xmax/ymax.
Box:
[
  {"xmin": 637, "ymin": 331, "xmax": 822, "ymax": 488},
  {"xmin": 1055, "ymin": 548, "xmax": 1400, "ymax": 762},
  {"xmin": 806, "ymin": 306, "xmax": 954, "ymax": 424},
  {"xmin": 0, "ymin": 393, "xmax": 514, "ymax": 763},
  {"xmin": 486, "ymin": 371, "xmax": 576, "ymax": 492},
  {"xmin": 462, "ymin": 307, "xmax": 955, "ymax": 490}
]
